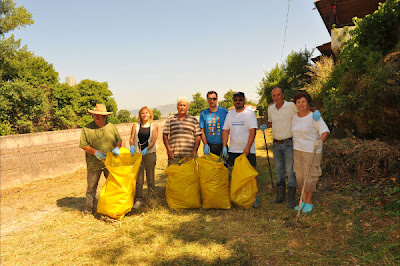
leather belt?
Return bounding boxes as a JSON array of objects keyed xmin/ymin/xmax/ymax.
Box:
[{"xmin": 273, "ymin": 137, "xmax": 292, "ymax": 144}]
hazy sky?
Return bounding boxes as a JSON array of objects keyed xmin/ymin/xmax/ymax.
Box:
[{"xmin": 12, "ymin": 0, "xmax": 330, "ymax": 110}]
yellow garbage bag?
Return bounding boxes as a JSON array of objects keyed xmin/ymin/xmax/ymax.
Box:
[
  {"xmin": 197, "ymin": 154, "xmax": 231, "ymax": 209},
  {"xmin": 165, "ymin": 158, "xmax": 201, "ymax": 209},
  {"xmin": 230, "ymin": 154, "xmax": 258, "ymax": 209},
  {"xmin": 97, "ymin": 147, "xmax": 142, "ymax": 220}
]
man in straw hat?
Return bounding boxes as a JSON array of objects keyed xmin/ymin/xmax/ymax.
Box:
[{"xmin": 79, "ymin": 103, "xmax": 122, "ymax": 214}]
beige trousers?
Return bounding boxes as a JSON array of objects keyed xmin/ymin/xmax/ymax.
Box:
[{"xmin": 294, "ymin": 150, "xmax": 322, "ymax": 192}]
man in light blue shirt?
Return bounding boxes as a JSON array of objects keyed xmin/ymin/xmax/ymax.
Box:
[{"xmin": 200, "ymin": 91, "xmax": 228, "ymax": 156}]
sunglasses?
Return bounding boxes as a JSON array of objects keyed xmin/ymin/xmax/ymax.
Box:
[
  {"xmin": 233, "ymin": 98, "xmax": 244, "ymax": 102},
  {"xmin": 207, "ymin": 98, "xmax": 217, "ymax": 101}
]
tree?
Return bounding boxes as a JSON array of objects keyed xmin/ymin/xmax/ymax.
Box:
[
  {"xmin": 0, "ymin": 80, "xmax": 49, "ymax": 134},
  {"xmin": 0, "ymin": 0, "xmax": 33, "ymax": 35},
  {"xmin": 218, "ymin": 90, "xmax": 235, "ymax": 109},
  {"xmin": 188, "ymin": 92, "xmax": 207, "ymax": 116},
  {"xmin": 152, "ymin": 108, "xmax": 161, "ymax": 120},
  {"xmin": 75, "ymin": 79, "xmax": 119, "ymax": 127},
  {"xmin": 118, "ymin": 109, "xmax": 133, "ymax": 123}
]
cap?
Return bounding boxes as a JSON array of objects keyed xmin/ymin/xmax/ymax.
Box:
[{"xmin": 233, "ymin": 91, "xmax": 245, "ymax": 98}]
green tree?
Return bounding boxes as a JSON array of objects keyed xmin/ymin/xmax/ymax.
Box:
[
  {"xmin": 218, "ymin": 90, "xmax": 235, "ymax": 109},
  {"xmin": 0, "ymin": 0, "xmax": 33, "ymax": 35},
  {"xmin": 152, "ymin": 108, "xmax": 161, "ymax": 120},
  {"xmin": 118, "ymin": 109, "xmax": 133, "ymax": 123},
  {"xmin": 188, "ymin": 92, "xmax": 207, "ymax": 116},
  {"xmin": 75, "ymin": 79, "xmax": 119, "ymax": 127},
  {"xmin": 0, "ymin": 80, "xmax": 49, "ymax": 134},
  {"xmin": 50, "ymin": 83, "xmax": 80, "ymax": 129}
]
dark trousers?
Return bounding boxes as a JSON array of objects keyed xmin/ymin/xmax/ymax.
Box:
[
  {"xmin": 209, "ymin": 143, "xmax": 223, "ymax": 156},
  {"xmin": 226, "ymin": 152, "xmax": 257, "ymax": 167},
  {"xmin": 85, "ymin": 168, "xmax": 109, "ymax": 212}
]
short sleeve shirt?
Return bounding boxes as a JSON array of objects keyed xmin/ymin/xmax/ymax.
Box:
[
  {"xmin": 292, "ymin": 112, "xmax": 330, "ymax": 153},
  {"xmin": 163, "ymin": 114, "xmax": 201, "ymax": 157},
  {"xmin": 268, "ymin": 101, "xmax": 298, "ymax": 140},
  {"xmin": 79, "ymin": 121, "xmax": 122, "ymax": 171},
  {"xmin": 199, "ymin": 107, "xmax": 228, "ymax": 144},
  {"xmin": 222, "ymin": 109, "xmax": 258, "ymax": 154}
]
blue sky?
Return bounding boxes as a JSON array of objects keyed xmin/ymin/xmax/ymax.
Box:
[{"xmin": 12, "ymin": 0, "xmax": 330, "ymax": 110}]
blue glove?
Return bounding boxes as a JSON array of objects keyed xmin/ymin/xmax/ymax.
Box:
[
  {"xmin": 260, "ymin": 124, "xmax": 268, "ymax": 131},
  {"xmin": 222, "ymin": 146, "xmax": 228, "ymax": 159},
  {"xmin": 203, "ymin": 144, "xmax": 210, "ymax": 155},
  {"xmin": 141, "ymin": 147, "xmax": 148, "ymax": 155},
  {"xmin": 130, "ymin": 145, "xmax": 135, "ymax": 155},
  {"xmin": 94, "ymin": 151, "xmax": 106, "ymax": 160},
  {"xmin": 112, "ymin": 147, "xmax": 120, "ymax": 156},
  {"xmin": 312, "ymin": 110, "xmax": 321, "ymax": 122}
]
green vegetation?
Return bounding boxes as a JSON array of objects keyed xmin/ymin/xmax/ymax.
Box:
[
  {"xmin": 188, "ymin": 92, "xmax": 208, "ymax": 116},
  {"xmin": 0, "ymin": 0, "xmax": 121, "ymax": 135},
  {"xmin": 257, "ymin": 49, "xmax": 313, "ymax": 116},
  {"xmin": 152, "ymin": 108, "xmax": 162, "ymax": 120},
  {"xmin": 306, "ymin": 0, "xmax": 400, "ymax": 139}
]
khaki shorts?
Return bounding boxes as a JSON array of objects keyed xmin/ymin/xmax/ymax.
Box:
[{"xmin": 294, "ymin": 150, "xmax": 322, "ymax": 192}]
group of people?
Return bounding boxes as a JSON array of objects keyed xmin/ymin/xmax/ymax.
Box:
[{"xmin": 79, "ymin": 87, "xmax": 329, "ymax": 215}]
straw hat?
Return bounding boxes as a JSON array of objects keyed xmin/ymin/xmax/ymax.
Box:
[{"xmin": 87, "ymin": 104, "xmax": 113, "ymax": 115}]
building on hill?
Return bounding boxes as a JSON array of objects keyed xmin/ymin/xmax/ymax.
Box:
[{"xmin": 313, "ymin": 0, "xmax": 386, "ymax": 61}]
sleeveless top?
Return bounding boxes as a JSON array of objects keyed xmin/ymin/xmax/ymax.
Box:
[{"xmin": 133, "ymin": 123, "xmax": 156, "ymax": 153}]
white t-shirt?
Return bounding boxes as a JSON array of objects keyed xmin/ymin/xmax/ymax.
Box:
[
  {"xmin": 223, "ymin": 109, "xmax": 258, "ymax": 154},
  {"xmin": 292, "ymin": 112, "xmax": 330, "ymax": 153},
  {"xmin": 268, "ymin": 101, "xmax": 297, "ymax": 140}
]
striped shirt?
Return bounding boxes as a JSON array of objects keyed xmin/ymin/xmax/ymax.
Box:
[{"xmin": 163, "ymin": 114, "xmax": 201, "ymax": 157}]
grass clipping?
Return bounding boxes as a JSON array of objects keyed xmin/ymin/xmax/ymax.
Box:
[{"xmin": 322, "ymin": 137, "xmax": 400, "ymax": 183}]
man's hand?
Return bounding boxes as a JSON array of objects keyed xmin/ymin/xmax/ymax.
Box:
[
  {"xmin": 112, "ymin": 147, "xmax": 120, "ymax": 156},
  {"xmin": 312, "ymin": 110, "xmax": 321, "ymax": 122},
  {"xmin": 222, "ymin": 146, "xmax": 228, "ymax": 159},
  {"xmin": 243, "ymin": 146, "xmax": 251, "ymax": 156},
  {"xmin": 95, "ymin": 150, "xmax": 106, "ymax": 160},
  {"xmin": 130, "ymin": 145, "xmax": 136, "ymax": 155},
  {"xmin": 167, "ymin": 148, "xmax": 174, "ymax": 159},
  {"xmin": 141, "ymin": 147, "xmax": 148, "ymax": 155},
  {"xmin": 315, "ymin": 139, "xmax": 323, "ymax": 148},
  {"xmin": 203, "ymin": 144, "xmax": 210, "ymax": 155},
  {"xmin": 260, "ymin": 124, "xmax": 268, "ymax": 131}
]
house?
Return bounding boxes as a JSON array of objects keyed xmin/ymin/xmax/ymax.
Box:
[{"xmin": 313, "ymin": 0, "xmax": 385, "ymax": 61}]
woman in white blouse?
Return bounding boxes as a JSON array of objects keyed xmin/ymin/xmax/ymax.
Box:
[{"xmin": 292, "ymin": 91, "xmax": 329, "ymax": 213}]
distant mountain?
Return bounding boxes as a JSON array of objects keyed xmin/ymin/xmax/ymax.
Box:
[{"xmin": 129, "ymin": 103, "xmax": 177, "ymax": 118}]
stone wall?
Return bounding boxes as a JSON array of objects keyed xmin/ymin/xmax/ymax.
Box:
[{"xmin": 0, "ymin": 122, "xmax": 162, "ymax": 190}]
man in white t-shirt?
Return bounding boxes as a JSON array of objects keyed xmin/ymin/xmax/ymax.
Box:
[
  {"xmin": 261, "ymin": 87, "xmax": 320, "ymax": 209},
  {"xmin": 222, "ymin": 91, "xmax": 260, "ymax": 208}
]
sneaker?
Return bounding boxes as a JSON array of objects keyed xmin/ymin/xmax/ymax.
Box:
[
  {"xmin": 302, "ymin": 203, "xmax": 314, "ymax": 213},
  {"xmin": 253, "ymin": 197, "xmax": 261, "ymax": 208},
  {"xmin": 294, "ymin": 202, "xmax": 306, "ymax": 211},
  {"xmin": 133, "ymin": 200, "xmax": 143, "ymax": 209}
]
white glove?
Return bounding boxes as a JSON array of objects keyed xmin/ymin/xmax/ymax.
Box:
[{"xmin": 315, "ymin": 139, "xmax": 323, "ymax": 148}]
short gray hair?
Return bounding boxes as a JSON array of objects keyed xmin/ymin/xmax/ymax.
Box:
[{"xmin": 177, "ymin": 96, "xmax": 189, "ymax": 105}]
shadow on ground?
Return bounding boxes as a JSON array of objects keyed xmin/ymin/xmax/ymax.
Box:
[{"xmin": 57, "ymin": 197, "xmax": 85, "ymax": 211}]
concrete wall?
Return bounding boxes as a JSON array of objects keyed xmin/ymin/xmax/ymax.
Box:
[{"xmin": 0, "ymin": 122, "xmax": 162, "ymax": 190}]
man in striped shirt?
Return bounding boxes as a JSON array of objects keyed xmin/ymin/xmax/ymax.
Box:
[{"xmin": 163, "ymin": 97, "xmax": 202, "ymax": 165}]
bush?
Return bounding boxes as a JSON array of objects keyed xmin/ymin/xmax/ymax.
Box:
[{"xmin": 321, "ymin": 138, "xmax": 400, "ymax": 183}]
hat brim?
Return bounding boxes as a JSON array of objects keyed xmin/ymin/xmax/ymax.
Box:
[{"xmin": 87, "ymin": 110, "xmax": 113, "ymax": 115}]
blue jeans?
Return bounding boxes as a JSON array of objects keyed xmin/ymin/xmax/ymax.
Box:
[{"xmin": 272, "ymin": 140, "xmax": 296, "ymax": 188}]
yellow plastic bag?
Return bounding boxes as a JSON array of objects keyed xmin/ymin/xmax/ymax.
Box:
[
  {"xmin": 230, "ymin": 154, "xmax": 258, "ymax": 209},
  {"xmin": 165, "ymin": 158, "xmax": 201, "ymax": 209},
  {"xmin": 197, "ymin": 154, "xmax": 231, "ymax": 209},
  {"xmin": 97, "ymin": 147, "xmax": 142, "ymax": 220}
]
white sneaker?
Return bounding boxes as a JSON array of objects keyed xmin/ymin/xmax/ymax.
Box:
[{"xmin": 133, "ymin": 200, "xmax": 143, "ymax": 209}]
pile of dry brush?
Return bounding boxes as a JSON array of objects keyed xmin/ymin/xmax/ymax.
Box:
[{"xmin": 321, "ymin": 138, "xmax": 400, "ymax": 184}]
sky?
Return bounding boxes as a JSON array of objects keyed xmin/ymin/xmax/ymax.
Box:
[{"xmin": 11, "ymin": 0, "xmax": 330, "ymax": 110}]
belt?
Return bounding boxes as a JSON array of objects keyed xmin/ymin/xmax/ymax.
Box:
[{"xmin": 273, "ymin": 137, "xmax": 292, "ymax": 144}]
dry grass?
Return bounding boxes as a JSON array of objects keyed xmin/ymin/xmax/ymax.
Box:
[{"xmin": 1, "ymin": 130, "xmax": 399, "ymax": 265}]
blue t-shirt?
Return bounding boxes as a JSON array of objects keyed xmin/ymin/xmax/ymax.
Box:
[{"xmin": 199, "ymin": 107, "xmax": 228, "ymax": 144}]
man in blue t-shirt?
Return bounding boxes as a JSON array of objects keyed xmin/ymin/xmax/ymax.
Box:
[{"xmin": 200, "ymin": 91, "xmax": 229, "ymax": 156}]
